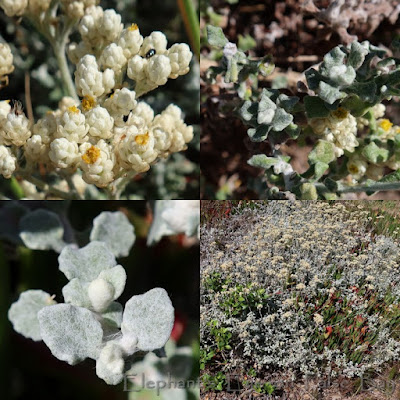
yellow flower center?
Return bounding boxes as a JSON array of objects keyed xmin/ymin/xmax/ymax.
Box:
[
  {"xmin": 128, "ymin": 23, "xmax": 139, "ymax": 32},
  {"xmin": 82, "ymin": 146, "xmax": 100, "ymax": 164},
  {"xmin": 135, "ymin": 132, "xmax": 150, "ymax": 145},
  {"xmin": 379, "ymin": 119, "xmax": 393, "ymax": 132},
  {"xmin": 332, "ymin": 107, "xmax": 348, "ymax": 120},
  {"xmin": 348, "ymin": 165, "xmax": 359, "ymax": 174},
  {"xmin": 68, "ymin": 105, "xmax": 80, "ymax": 114},
  {"xmin": 82, "ymin": 96, "xmax": 96, "ymax": 111}
]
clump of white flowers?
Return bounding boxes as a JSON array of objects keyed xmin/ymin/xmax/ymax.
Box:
[{"xmin": 0, "ymin": 1, "xmax": 194, "ymax": 199}]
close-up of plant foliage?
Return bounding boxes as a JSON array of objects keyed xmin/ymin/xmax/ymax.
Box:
[
  {"xmin": 0, "ymin": 0, "xmax": 199, "ymax": 200},
  {"xmin": 201, "ymin": 201, "xmax": 400, "ymax": 398},
  {"xmin": 200, "ymin": 0, "xmax": 400, "ymax": 200},
  {"xmin": 0, "ymin": 200, "xmax": 199, "ymax": 400}
]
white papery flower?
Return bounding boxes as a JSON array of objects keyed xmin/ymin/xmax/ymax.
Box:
[
  {"xmin": 99, "ymin": 43, "xmax": 127, "ymax": 73},
  {"xmin": 75, "ymin": 55, "xmax": 107, "ymax": 98},
  {"xmin": 79, "ymin": 6, "xmax": 104, "ymax": 44},
  {"xmin": 127, "ymin": 55, "xmax": 147, "ymax": 82},
  {"xmin": 118, "ymin": 24, "xmax": 143, "ymax": 59},
  {"xmin": 347, "ymin": 155, "xmax": 367, "ymax": 180},
  {"xmin": 0, "ymin": 112, "xmax": 31, "ymax": 146},
  {"xmin": 139, "ymin": 31, "xmax": 168, "ymax": 57},
  {"xmin": 147, "ymin": 55, "xmax": 172, "ymax": 86},
  {"xmin": 151, "ymin": 105, "xmax": 193, "ymax": 155},
  {"xmin": 80, "ymin": 140, "xmax": 115, "ymax": 187},
  {"xmin": 0, "ymin": 43, "xmax": 14, "ymax": 77},
  {"xmin": 0, "ymin": 145, "xmax": 16, "ymax": 178},
  {"xmin": 116, "ymin": 125, "xmax": 157, "ymax": 172},
  {"xmin": 104, "ymin": 88, "xmax": 136, "ymax": 116},
  {"xmin": 55, "ymin": 106, "xmax": 89, "ymax": 143},
  {"xmin": 49, "ymin": 138, "xmax": 80, "ymax": 169},
  {"xmin": 32, "ymin": 112, "xmax": 57, "ymax": 144},
  {"xmin": 86, "ymin": 106, "xmax": 114, "ymax": 139},
  {"xmin": 25, "ymin": 135, "xmax": 48, "ymax": 163},
  {"xmin": 0, "ymin": 0, "xmax": 28, "ymax": 17},
  {"xmin": 0, "ymin": 100, "xmax": 11, "ymax": 120},
  {"xmin": 166, "ymin": 43, "xmax": 192, "ymax": 78},
  {"xmin": 133, "ymin": 102, "xmax": 154, "ymax": 126},
  {"xmin": 147, "ymin": 200, "xmax": 200, "ymax": 245}
]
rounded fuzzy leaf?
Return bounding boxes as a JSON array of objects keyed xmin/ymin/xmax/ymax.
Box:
[
  {"xmin": 271, "ymin": 107, "xmax": 293, "ymax": 131},
  {"xmin": 362, "ymin": 142, "xmax": 389, "ymax": 164},
  {"xmin": 98, "ymin": 265, "xmax": 127, "ymax": 300},
  {"xmin": 308, "ymin": 140, "xmax": 336, "ymax": 165},
  {"xmin": 102, "ymin": 302, "xmax": 123, "ymax": 328},
  {"xmin": 8, "ymin": 290, "xmax": 55, "ymax": 341},
  {"xmin": 248, "ymin": 155, "xmax": 277, "ymax": 169},
  {"xmin": 318, "ymin": 81, "xmax": 346, "ymax": 105},
  {"xmin": 96, "ymin": 342, "xmax": 125, "ymax": 385},
  {"xmin": 90, "ymin": 212, "xmax": 135, "ymax": 258},
  {"xmin": 58, "ymin": 241, "xmax": 117, "ymax": 282},
  {"xmin": 121, "ymin": 288, "xmax": 174, "ymax": 351},
  {"xmin": 206, "ymin": 25, "xmax": 228, "ymax": 48},
  {"xmin": 62, "ymin": 278, "xmax": 91, "ymax": 308},
  {"xmin": 38, "ymin": 304, "xmax": 103, "ymax": 365},
  {"xmin": 304, "ymin": 96, "xmax": 330, "ymax": 119},
  {"xmin": 19, "ymin": 209, "xmax": 66, "ymax": 253}
]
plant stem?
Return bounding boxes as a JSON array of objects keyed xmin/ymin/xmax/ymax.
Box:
[
  {"xmin": 63, "ymin": 173, "xmax": 84, "ymax": 200},
  {"xmin": 337, "ymin": 181, "xmax": 400, "ymax": 194},
  {"xmin": 17, "ymin": 172, "xmax": 78, "ymax": 199},
  {"xmin": 53, "ymin": 18, "xmax": 79, "ymax": 101},
  {"xmin": 177, "ymin": 0, "xmax": 200, "ymax": 60}
]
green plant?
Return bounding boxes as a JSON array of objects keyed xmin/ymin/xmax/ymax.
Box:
[{"xmin": 206, "ymin": 26, "xmax": 400, "ymax": 199}]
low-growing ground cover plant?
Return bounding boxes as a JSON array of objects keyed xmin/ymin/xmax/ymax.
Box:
[
  {"xmin": 0, "ymin": 0, "xmax": 199, "ymax": 199},
  {"xmin": 200, "ymin": 201, "xmax": 400, "ymax": 397},
  {"xmin": 204, "ymin": 24, "xmax": 400, "ymax": 199}
]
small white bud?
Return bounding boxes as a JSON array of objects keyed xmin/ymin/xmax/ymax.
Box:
[{"xmin": 88, "ymin": 278, "xmax": 115, "ymax": 312}]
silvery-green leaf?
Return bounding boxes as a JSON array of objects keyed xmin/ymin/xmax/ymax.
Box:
[
  {"xmin": 147, "ymin": 201, "xmax": 199, "ymax": 245},
  {"xmin": 257, "ymin": 90, "xmax": 276, "ymax": 124},
  {"xmin": 313, "ymin": 161, "xmax": 329, "ymax": 181},
  {"xmin": 362, "ymin": 142, "xmax": 389, "ymax": 164},
  {"xmin": 62, "ymin": 278, "xmax": 91, "ymax": 308},
  {"xmin": 320, "ymin": 47, "xmax": 346, "ymax": 75},
  {"xmin": 271, "ymin": 107, "xmax": 293, "ymax": 131},
  {"xmin": 19, "ymin": 209, "xmax": 66, "ymax": 253},
  {"xmin": 102, "ymin": 302, "xmax": 123, "ymax": 328},
  {"xmin": 0, "ymin": 202, "xmax": 28, "ymax": 244},
  {"xmin": 248, "ymin": 154, "xmax": 277, "ymax": 170},
  {"xmin": 348, "ymin": 41, "xmax": 369, "ymax": 69},
  {"xmin": 349, "ymin": 81, "xmax": 377, "ymax": 103},
  {"xmin": 304, "ymin": 96, "xmax": 330, "ymax": 118},
  {"xmin": 96, "ymin": 342, "xmax": 125, "ymax": 385},
  {"xmin": 276, "ymin": 94, "xmax": 299, "ymax": 111},
  {"xmin": 58, "ymin": 241, "xmax": 116, "ymax": 281},
  {"xmin": 121, "ymin": 288, "xmax": 174, "ymax": 351},
  {"xmin": 247, "ymin": 125, "xmax": 271, "ymax": 142},
  {"xmin": 90, "ymin": 211, "xmax": 135, "ymax": 258},
  {"xmin": 98, "ymin": 265, "xmax": 127, "ymax": 300},
  {"xmin": 206, "ymin": 25, "xmax": 228, "ymax": 48},
  {"xmin": 308, "ymin": 140, "xmax": 336, "ymax": 165},
  {"xmin": 239, "ymin": 100, "xmax": 257, "ymax": 121},
  {"xmin": 329, "ymin": 65, "xmax": 356, "ymax": 86},
  {"xmin": 318, "ymin": 81, "xmax": 346, "ymax": 104},
  {"xmin": 8, "ymin": 290, "xmax": 55, "ymax": 341},
  {"xmin": 38, "ymin": 304, "xmax": 103, "ymax": 365}
]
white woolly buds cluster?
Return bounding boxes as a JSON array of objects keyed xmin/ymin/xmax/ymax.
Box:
[
  {"xmin": 309, "ymin": 108, "xmax": 358, "ymax": 157},
  {"xmin": 0, "ymin": 43, "xmax": 14, "ymax": 80}
]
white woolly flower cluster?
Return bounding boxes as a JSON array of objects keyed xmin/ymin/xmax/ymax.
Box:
[
  {"xmin": 0, "ymin": 4, "xmax": 194, "ymax": 191},
  {"xmin": 68, "ymin": 8, "xmax": 192, "ymax": 97},
  {"xmin": 309, "ymin": 108, "xmax": 358, "ymax": 157},
  {"xmin": 0, "ymin": 42, "xmax": 14, "ymax": 80}
]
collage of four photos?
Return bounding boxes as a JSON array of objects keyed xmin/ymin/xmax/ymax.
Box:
[{"xmin": 0, "ymin": 0, "xmax": 400, "ymax": 399}]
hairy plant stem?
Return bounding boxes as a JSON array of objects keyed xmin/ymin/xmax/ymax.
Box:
[
  {"xmin": 315, "ymin": 181, "xmax": 400, "ymax": 195},
  {"xmin": 17, "ymin": 172, "xmax": 79, "ymax": 199}
]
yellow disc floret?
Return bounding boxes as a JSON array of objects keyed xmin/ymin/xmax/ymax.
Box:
[
  {"xmin": 82, "ymin": 96, "xmax": 96, "ymax": 111},
  {"xmin": 135, "ymin": 132, "xmax": 150, "ymax": 145},
  {"xmin": 82, "ymin": 146, "xmax": 101, "ymax": 164},
  {"xmin": 68, "ymin": 105, "xmax": 80, "ymax": 114},
  {"xmin": 331, "ymin": 107, "xmax": 348, "ymax": 120},
  {"xmin": 128, "ymin": 23, "xmax": 138, "ymax": 31},
  {"xmin": 379, "ymin": 119, "xmax": 393, "ymax": 132}
]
